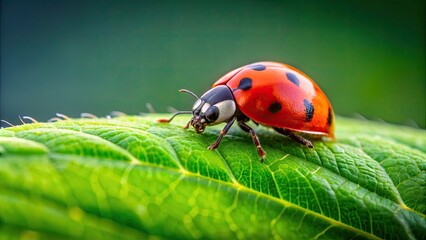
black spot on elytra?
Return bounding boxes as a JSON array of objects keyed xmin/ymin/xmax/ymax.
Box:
[
  {"xmin": 286, "ymin": 72, "xmax": 300, "ymax": 87},
  {"xmin": 268, "ymin": 102, "xmax": 282, "ymax": 113},
  {"xmin": 248, "ymin": 64, "xmax": 266, "ymax": 71},
  {"xmin": 233, "ymin": 77, "xmax": 252, "ymax": 91},
  {"xmin": 303, "ymin": 99, "xmax": 314, "ymax": 122},
  {"xmin": 327, "ymin": 108, "xmax": 333, "ymax": 126}
]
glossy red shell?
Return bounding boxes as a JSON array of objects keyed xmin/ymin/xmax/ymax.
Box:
[{"xmin": 212, "ymin": 61, "xmax": 335, "ymax": 138}]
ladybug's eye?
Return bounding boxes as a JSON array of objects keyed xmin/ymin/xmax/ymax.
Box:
[{"xmin": 204, "ymin": 106, "xmax": 219, "ymax": 123}]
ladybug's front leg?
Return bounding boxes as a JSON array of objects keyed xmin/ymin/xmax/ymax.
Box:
[
  {"xmin": 207, "ymin": 117, "xmax": 236, "ymax": 151},
  {"xmin": 238, "ymin": 121, "xmax": 266, "ymax": 163},
  {"xmin": 183, "ymin": 120, "xmax": 191, "ymax": 129}
]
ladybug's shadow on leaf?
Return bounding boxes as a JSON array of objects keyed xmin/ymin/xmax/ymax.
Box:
[
  {"xmin": 160, "ymin": 116, "xmax": 325, "ymax": 164},
  {"xmin": 202, "ymin": 123, "xmax": 313, "ymax": 163}
]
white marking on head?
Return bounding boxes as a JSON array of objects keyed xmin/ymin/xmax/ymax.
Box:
[
  {"xmin": 214, "ymin": 100, "xmax": 236, "ymax": 123},
  {"xmin": 192, "ymin": 99, "xmax": 202, "ymax": 111},
  {"xmin": 201, "ymin": 103, "xmax": 211, "ymax": 113}
]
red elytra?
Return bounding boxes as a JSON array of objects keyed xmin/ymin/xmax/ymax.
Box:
[
  {"xmin": 159, "ymin": 61, "xmax": 335, "ymax": 162},
  {"xmin": 213, "ymin": 61, "xmax": 335, "ymax": 139}
]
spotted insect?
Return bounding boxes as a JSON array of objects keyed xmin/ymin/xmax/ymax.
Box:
[{"xmin": 159, "ymin": 61, "xmax": 335, "ymax": 162}]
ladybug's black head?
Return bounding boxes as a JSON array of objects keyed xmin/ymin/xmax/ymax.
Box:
[{"xmin": 188, "ymin": 85, "xmax": 237, "ymax": 134}]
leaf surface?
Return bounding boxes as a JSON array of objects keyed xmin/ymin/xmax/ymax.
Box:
[{"xmin": 0, "ymin": 115, "xmax": 425, "ymax": 239}]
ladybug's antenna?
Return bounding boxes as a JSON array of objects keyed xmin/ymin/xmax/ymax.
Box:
[{"xmin": 179, "ymin": 89, "xmax": 199, "ymax": 99}]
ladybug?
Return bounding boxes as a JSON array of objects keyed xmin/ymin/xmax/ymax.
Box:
[{"xmin": 159, "ymin": 61, "xmax": 335, "ymax": 163}]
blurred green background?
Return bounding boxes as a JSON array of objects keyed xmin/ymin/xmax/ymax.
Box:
[{"xmin": 1, "ymin": 0, "xmax": 425, "ymax": 128}]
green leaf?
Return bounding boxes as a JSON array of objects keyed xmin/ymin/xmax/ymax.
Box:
[{"xmin": 0, "ymin": 115, "xmax": 425, "ymax": 239}]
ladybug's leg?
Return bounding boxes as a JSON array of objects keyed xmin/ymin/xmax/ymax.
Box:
[
  {"xmin": 238, "ymin": 121, "xmax": 266, "ymax": 163},
  {"xmin": 207, "ymin": 117, "xmax": 236, "ymax": 151},
  {"xmin": 251, "ymin": 120, "xmax": 259, "ymax": 126},
  {"xmin": 273, "ymin": 128, "xmax": 314, "ymax": 148},
  {"xmin": 183, "ymin": 120, "xmax": 191, "ymax": 129}
]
